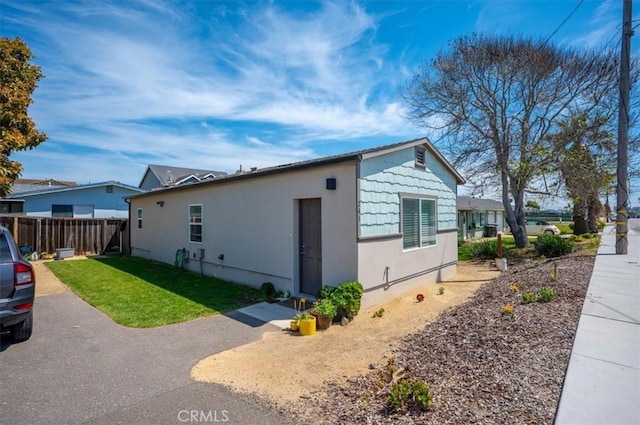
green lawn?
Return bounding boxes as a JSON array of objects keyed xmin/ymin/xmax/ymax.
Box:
[{"xmin": 46, "ymin": 256, "xmax": 262, "ymax": 328}]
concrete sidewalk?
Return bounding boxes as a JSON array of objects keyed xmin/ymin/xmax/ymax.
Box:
[{"xmin": 555, "ymin": 222, "xmax": 640, "ymax": 425}]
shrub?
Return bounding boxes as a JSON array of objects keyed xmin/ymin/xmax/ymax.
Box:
[
  {"xmin": 330, "ymin": 281, "xmax": 363, "ymax": 318},
  {"xmin": 471, "ymin": 240, "xmax": 498, "ymax": 259},
  {"xmin": 438, "ymin": 286, "xmax": 445, "ymax": 295},
  {"xmin": 386, "ymin": 380, "xmax": 432, "ymax": 413},
  {"xmin": 387, "ymin": 381, "xmax": 410, "ymax": 412},
  {"xmin": 318, "ymin": 286, "xmax": 336, "ymax": 300},
  {"xmin": 410, "ymin": 381, "xmax": 433, "ymax": 411},
  {"xmin": 538, "ymin": 287, "xmax": 556, "ymax": 303},
  {"xmin": 260, "ymin": 282, "xmax": 275, "ymax": 298},
  {"xmin": 534, "ymin": 234, "xmax": 574, "ymax": 258}
]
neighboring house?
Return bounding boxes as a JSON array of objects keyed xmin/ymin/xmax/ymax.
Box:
[
  {"xmin": 457, "ymin": 196, "xmax": 506, "ymax": 241},
  {"xmin": 139, "ymin": 165, "xmax": 227, "ymax": 190},
  {"xmin": 129, "ymin": 138, "xmax": 465, "ymax": 309},
  {"xmin": 2, "ymin": 181, "xmax": 144, "ymax": 218},
  {"xmin": 1, "ymin": 179, "xmax": 77, "ymax": 214}
]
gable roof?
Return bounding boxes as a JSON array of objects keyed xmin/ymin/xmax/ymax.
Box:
[
  {"xmin": 457, "ymin": 196, "xmax": 505, "ymax": 212},
  {"xmin": 129, "ymin": 137, "xmax": 465, "ymax": 200},
  {"xmin": 10, "ymin": 178, "xmax": 77, "ymax": 195},
  {"xmin": 140, "ymin": 165, "xmax": 228, "ymax": 188},
  {"xmin": 4, "ymin": 181, "xmax": 144, "ymax": 199}
]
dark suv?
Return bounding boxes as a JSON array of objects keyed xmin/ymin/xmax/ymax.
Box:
[{"xmin": 0, "ymin": 226, "xmax": 35, "ymax": 343}]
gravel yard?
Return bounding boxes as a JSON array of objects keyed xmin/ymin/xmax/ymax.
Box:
[{"xmin": 288, "ymin": 253, "xmax": 595, "ymax": 425}]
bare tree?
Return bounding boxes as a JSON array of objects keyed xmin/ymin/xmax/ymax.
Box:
[{"xmin": 404, "ymin": 34, "xmax": 618, "ymax": 247}]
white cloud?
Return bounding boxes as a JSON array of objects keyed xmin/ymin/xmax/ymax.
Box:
[{"xmin": 10, "ymin": 0, "xmax": 413, "ymax": 186}]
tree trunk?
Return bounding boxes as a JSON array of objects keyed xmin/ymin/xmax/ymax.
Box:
[
  {"xmin": 572, "ymin": 199, "xmax": 589, "ymax": 235},
  {"xmin": 587, "ymin": 195, "xmax": 601, "ymax": 233},
  {"xmin": 502, "ymin": 173, "xmax": 529, "ymax": 248}
]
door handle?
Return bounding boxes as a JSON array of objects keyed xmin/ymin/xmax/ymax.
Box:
[{"xmin": 300, "ymin": 251, "xmax": 305, "ymax": 255}]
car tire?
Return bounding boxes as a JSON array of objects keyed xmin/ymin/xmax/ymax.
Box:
[
  {"xmin": 10, "ymin": 312, "xmax": 33, "ymax": 342},
  {"xmin": 544, "ymin": 229, "xmax": 555, "ymax": 235}
]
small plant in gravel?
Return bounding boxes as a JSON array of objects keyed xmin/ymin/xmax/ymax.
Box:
[
  {"xmin": 438, "ymin": 286, "xmax": 445, "ymax": 295},
  {"xmin": 551, "ymin": 263, "xmax": 558, "ymax": 281},
  {"xmin": 386, "ymin": 380, "xmax": 432, "ymax": 413},
  {"xmin": 386, "ymin": 381, "xmax": 410, "ymax": 412},
  {"xmin": 416, "ymin": 293, "xmax": 425, "ymax": 302},
  {"xmin": 373, "ymin": 307, "xmax": 385, "ymax": 318},
  {"xmin": 410, "ymin": 381, "xmax": 433, "ymax": 411},
  {"xmin": 502, "ymin": 304, "xmax": 515, "ymax": 317},
  {"xmin": 510, "ymin": 284, "xmax": 520, "ymax": 292},
  {"xmin": 537, "ymin": 287, "xmax": 556, "ymax": 303},
  {"xmin": 521, "ymin": 292, "xmax": 538, "ymax": 304}
]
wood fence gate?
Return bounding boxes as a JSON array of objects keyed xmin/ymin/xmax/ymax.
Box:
[{"xmin": 0, "ymin": 215, "xmax": 129, "ymax": 255}]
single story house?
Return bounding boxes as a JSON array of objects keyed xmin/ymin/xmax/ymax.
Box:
[
  {"xmin": 457, "ymin": 196, "xmax": 506, "ymax": 241},
  {"xmin": 2, "ymin": 181, "xmax": 144, "ymax": 218},
  {"xmin": 128, "ymin": 138, "xmax": 465, "ymax": 309},
  {"xmin": 139, "ymin": 165, "xmax": 227, "ymax": 191}
]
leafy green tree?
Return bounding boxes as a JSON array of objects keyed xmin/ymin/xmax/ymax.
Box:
[
  {"xmin": 525, "ymin": 200, "xmax": 540, "ymax": 212},
  {"xmin": 547, "ymin": 112, "xmax": 614, "ymax": 234},
  {"xmin": 0, "ymin": 37, "xmax": 47, "ymax": 196},
  {"xmin": 404, "ymin": 34, "xmax": 619, "ymax": 247}
]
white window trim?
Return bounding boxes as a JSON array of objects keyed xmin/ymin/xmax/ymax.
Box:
[
  {"xmin": 137, "ymin": 208, "xmax": 143, "ymax": 229},
  {"xmin": 189, "ymin": 204, "xmax": 203, "ymax": 243},
  {"xmin": 400, "ymin": 195, "xmax": 437, "ymax": 251}
]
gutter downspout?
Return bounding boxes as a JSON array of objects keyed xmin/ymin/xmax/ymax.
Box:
[{"xmin": 125, "ymin": 198, "xmax": 131, "ymax": 256}]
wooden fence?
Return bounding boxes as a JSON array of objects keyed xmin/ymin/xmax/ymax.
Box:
[{"xmin": 0, "ymin": 215, "xmax": 129, "ymax": 255}]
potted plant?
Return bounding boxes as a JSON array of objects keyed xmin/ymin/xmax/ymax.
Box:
[
  {"xmin": 312, "ymin": 298, "xmax": 337, "ymax": 330},
  {"xmin": 294, "ymin": 298, "xmax": 316, "ymax": 336},
  {"xmin": 290, "ymin": 298, "xmax": 304, "ymax": 332},
  {"xmin": 330, "ymin": 281, "xmax": 363, "ymax": 322}
]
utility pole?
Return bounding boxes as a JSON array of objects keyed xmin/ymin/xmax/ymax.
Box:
[{"xmin": 616, "ymin": 0, "xmax": 632, "ymax": 254}]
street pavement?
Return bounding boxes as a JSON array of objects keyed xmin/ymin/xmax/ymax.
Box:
[
  {"xmin": 555, "ymin": 219, "xmax": 640, "ymax": 425},
  {"xmin": 0, "ymin": 281, "xmax": 296, "ymax": 425}
]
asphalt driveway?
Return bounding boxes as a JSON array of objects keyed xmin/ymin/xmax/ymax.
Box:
[{"xmin": 0, "ymin": 274, "xmax": 296, "ymax": 425}]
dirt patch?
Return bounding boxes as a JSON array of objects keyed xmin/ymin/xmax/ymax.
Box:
[
  {"xmin": 191, "ymin": 262, "xmax": 500, "ymax": 405},
  {"xmin": 32, "ymin": 260, "xmax": 69, "ymax": 297}
]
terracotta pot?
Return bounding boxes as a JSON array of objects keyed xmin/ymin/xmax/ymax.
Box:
[{"xmin": 312, "ymin": 312, "xmax": 332, "ymax": 330}]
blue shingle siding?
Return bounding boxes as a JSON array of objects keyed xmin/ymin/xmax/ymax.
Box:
[{"xmin": 359, "ymin": 147, "xmax": 458, "ymax": 237}]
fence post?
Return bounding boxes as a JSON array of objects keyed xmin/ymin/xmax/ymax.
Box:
[
  {"xmin": 36, "ymin": 218, "xmax": 42, "ymax": 253},
  {"xmin": 12, "ymin": 216, "xmax": 18, "ymax": 241}
]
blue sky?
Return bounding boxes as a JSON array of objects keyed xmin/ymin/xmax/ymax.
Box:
[{"xmin": 0, "ymin": 0, "xmax": 634, "ymax": 202}]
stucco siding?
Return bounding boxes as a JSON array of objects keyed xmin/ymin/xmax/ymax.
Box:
[
  {"xmin": 357, "ymin": 230, "xmax": 458, "ymax": 310},
  {"xmin": 130, "ymin": 162, "xmax": 359, "ymax": 293},
  {"xmin": 359, "ymin": 148, "xmax": 458, "ymax": 238}
]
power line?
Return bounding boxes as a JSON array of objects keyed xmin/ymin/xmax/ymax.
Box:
[{"xmin": 544, "ymin": 0, "xmax": 585, "ymax": 44}]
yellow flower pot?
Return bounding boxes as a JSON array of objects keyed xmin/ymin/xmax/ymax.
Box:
[
  {"xmin": 290, "ymin": 320, "xmax": 299, "ymax": 332},
  {"xmin": 299, "ymin": 317, "xmax": 316, "ymax": 336}
]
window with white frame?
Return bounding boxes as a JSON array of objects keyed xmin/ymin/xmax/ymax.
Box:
[
  {"xmin": 137, "ymin": 208, "xmax": 143, "ymax": 229},
  {"xmin": 402, "ymin": 197, "xmax": 436, "ymax": 249},
  {"xmin": 189, "ymin": 204, "xmax": 202, "ymax": 243}
]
